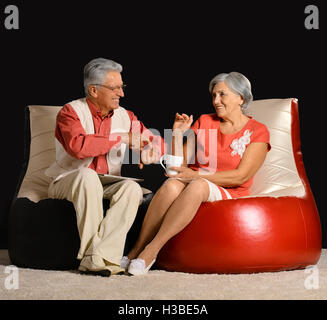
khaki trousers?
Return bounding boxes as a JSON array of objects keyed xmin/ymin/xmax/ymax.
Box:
[{"xmin": 48, "ymin": 167, "xmax": 143, "ymax": 267}]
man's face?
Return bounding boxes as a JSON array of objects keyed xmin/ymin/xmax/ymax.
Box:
[{"xmin": 90, "ymin": 71, "xmax": 125, "ymax": 113}]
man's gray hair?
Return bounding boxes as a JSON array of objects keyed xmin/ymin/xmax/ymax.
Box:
[
  {"xmin": 209, "ymin": 72, "xmax": 253, "ymax": 110},
  {"xmin": 84, "ymin": 58, "xmax": 123, "ymax": 96}
]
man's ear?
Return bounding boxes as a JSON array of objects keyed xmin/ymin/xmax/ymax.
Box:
[{"xmin": 89, "ymin": 85, "xmax": 98, "ymax": 98}]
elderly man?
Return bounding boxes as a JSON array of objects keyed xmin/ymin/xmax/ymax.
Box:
[{"xmin": 45, "ymin": 58, "xmax": 164, "ymax": 276}]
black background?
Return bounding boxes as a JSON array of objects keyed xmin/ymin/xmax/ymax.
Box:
[{"xmin": 0, "ymin": 1, "xmax": 326, "ymax": 248}]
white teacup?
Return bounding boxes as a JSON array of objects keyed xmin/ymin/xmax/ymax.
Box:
[{"xmin": 159, "ymin": 154, "xmax": 183, "ymax": 175}]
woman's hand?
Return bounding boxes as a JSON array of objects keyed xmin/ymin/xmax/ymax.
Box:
[
  {"xmin": 166, "ymin": 166, "xmax": 197, "ymax": 180},
  {"xmin": 172, "ymin": 113, "xmax": 193, "ymax": 134}
]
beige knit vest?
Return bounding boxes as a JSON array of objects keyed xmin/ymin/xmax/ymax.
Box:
[{"xmin": 45, "ymin": 98, "xmax": 131, "ymax": 182}]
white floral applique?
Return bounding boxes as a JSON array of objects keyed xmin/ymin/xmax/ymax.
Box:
[{"xmin": 230, "ymin": 130, "xmax": 253, "ymax": 157}]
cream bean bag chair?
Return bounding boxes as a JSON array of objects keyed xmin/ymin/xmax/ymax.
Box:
[{"xmin": 9, "ymin": 105, "xmax": 153, "ymax": 270}]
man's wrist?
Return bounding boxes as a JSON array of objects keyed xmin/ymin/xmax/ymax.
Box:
[{"xmin": 120, "ymin": 133, "xmax": 129, "ymax": 144}]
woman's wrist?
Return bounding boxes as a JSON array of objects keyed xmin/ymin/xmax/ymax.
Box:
[
  {"xmin": 189, "ymin": 168, "xmax": 198, "ymax": 179},
  {"xmin": 172, "ymin": 130, "xmax": 184, "ymax": 157},
  {"xmin": 172, "ymin": 128, "xmax": 185, "ymax": 136}
]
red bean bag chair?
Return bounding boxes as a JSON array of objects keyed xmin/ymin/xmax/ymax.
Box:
[{"xmin": 156, "ymin": 98, "xmax": 321, "ymax": 273}]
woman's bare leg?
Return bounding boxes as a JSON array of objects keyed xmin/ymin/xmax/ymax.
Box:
[
  {"xmin": 136, "ymin": 179, "xmax": 210, "ymax": 266},
  {"xmin": 127, "ymin": 179, "xmax": 187, "ymax": 260}
]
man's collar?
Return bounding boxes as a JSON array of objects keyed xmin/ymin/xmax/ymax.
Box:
[{"xmin": 86, "ymin": 98, "xmax": 114, "ymax": 119}]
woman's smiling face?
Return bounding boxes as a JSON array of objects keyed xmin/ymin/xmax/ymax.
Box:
[{"xmin": 212, "ymin": 81, "xmax": 244, "ymax": 118}]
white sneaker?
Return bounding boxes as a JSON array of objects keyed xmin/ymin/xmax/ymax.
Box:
[
  {"xmin": 120, "ymin": 256, "xmax": 130, "ymax": 269},
  {"xmin": 128, "ymin": 258, "xmax": 156, "ymax": 276}
]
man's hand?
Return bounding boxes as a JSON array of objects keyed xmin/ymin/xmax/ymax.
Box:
[
  {"xmin": 139, "ymin": 145, "xmax": 161, "ymax": 169},
  {"xmin": 120, "ymin": 132, "xmax": 161, "ymax": 169},
  {"xmin": 120, "ymin": 132, "xmax": 151, "ymax": 151}
]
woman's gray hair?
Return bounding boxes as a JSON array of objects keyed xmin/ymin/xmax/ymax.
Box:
[
  {"xmin": 83, "ymin": 58, "xmax": 123, "ymax": 96},
  {"xmin": 209, "ymin": 72, "xmax": 253, "ymax": 111}
]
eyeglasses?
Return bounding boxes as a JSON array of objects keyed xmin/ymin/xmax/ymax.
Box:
[{"xmin": 93, "ymin": 84, "xmax": 127, "ymax": 92}]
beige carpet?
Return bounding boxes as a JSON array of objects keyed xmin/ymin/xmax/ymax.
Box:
[{"xmin": 0, "ymin": 249, "xmax": 326, "ymax": 300}]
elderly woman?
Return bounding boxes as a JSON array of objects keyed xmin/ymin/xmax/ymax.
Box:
[{"xmin": 123, "ymin": 72, "xmax": 271, "ymax": 275}]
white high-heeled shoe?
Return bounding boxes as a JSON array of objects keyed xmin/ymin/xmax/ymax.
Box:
[
  {"xmin": 128, "ymin": 258, "xmax": 156, "ymax": 276},
  {"xmin": 120, "ymin": 256, "xmax": 131, "ymax": 270}
]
